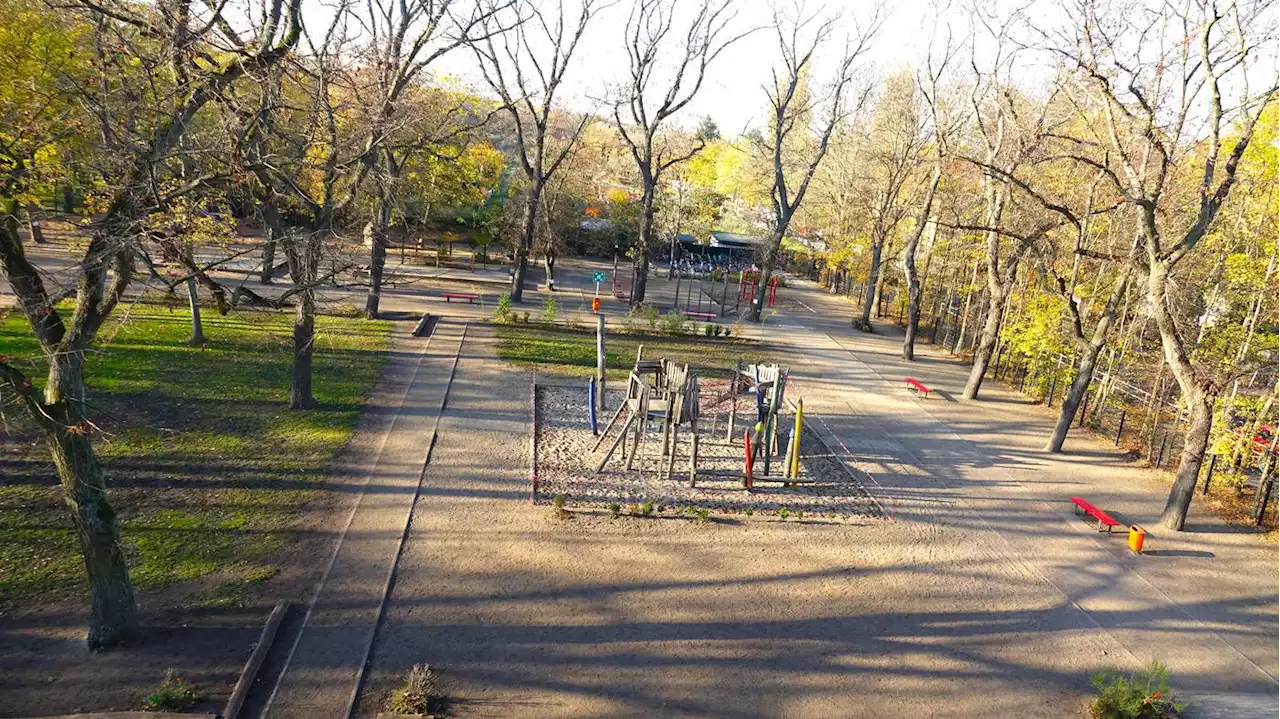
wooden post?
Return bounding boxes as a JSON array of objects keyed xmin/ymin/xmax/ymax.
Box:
[
  {"xmin": 1114, "ymin": 410, "xmax": 1126, "ymax": 446},
  {"xmin": 596, "ymin": 313, "xmax": 607, "ymax": 412},
  {"xmin": 789, "ymin": 399, "xmax": 804, "ymax": 482},
  {"xmin": 1155, "ymin": 432, "xmax": 1169, "ymax": 468},
  {"xmin": 595, "ymin": 411, "xmax": 635, "ymax": 473},
  {"xmin": 224, "ymin": 600, "xmax": 290, "ymax": 719},
  {"xmin": 1201, "ymin": 453, "xmax": 1217, "ymax": 495},
  {"xmin": 592, "ymin": 403, "xmax": 627, "ymax": 452},
  {"xmin": 762, "ymin": 413, "xmax": 773, "ymax": 476},
  {"xmin": 625, "ymin": 409, "xmax": 644, "ymax": 471},
  {"xmin": 666, "ymin": 424, "xmax": 679, "ymax": 479},
  {"xmin": 689, "ymin": 433, "xmax": 698, "ymax": 487},
  {"xmin": 1254, "ymin": 475, "xmax": 1274, "ymax": 527}
]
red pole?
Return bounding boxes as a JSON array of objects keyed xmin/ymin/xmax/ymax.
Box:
[
  {"xmin": 744, "ymin": 430, "xmax": 754, "ymax": 490},
  {"xmin": 768, "ymin": 276, "xmax": 778, "ymax": 307}
]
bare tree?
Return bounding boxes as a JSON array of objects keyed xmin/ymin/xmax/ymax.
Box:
[
  {"xmin": 901, "ymin": 15, "xmax": 962, "ymax": 358},
  {"xmin": 747, "ymin": 2, "xmax": 882, "ymax": 323},
  {"xmin": 0, "ymin": 0, "xmax": 300, "ymax": 648},
  {"xmin": 240, "ymin": 2, "xmax": 367, "ymax": 409},
  {"xmin": 1046, "ymin": 0, "xmax": 1277, "ymax": 529},
  {"xmin": 945, "ymin": 9, "xmax": 1080, "ymax": 400},
  {"xmin": 354, "ymin": 0, "xmax": 511, "ymax": 317},
  {"xmin": 611, "ymin": 0, "xmax": 751, "ymax": 306},
  {"xmin": 473, "ymin": 0, "xmax": 601, "ymax": 303},
  {"xmin": 852, "ymin": 71, "xmax": 925, "ymax": 331}
]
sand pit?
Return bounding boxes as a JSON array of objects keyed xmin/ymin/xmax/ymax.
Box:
[{"xmin": 534, "ymin": 382, "xmax": 882, "ymax": 518}]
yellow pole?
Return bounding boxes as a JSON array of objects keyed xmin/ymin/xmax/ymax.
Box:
[{"xmin": 789, "ymin": 399, "xmax": 804, "ymax": 483}]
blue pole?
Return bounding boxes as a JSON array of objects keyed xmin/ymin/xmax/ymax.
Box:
[{"xmin": 588, "ymin": 378, "xmax": 598, "ymax": 435}]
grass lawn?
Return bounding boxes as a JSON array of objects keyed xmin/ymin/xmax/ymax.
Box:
[
  {"xmin": 494, "ymin": 322, "xmax": 776, "ymax": 380},
  {"xmin": 0, "ymin": 299, "xmax": 390, "ymax": 610}
]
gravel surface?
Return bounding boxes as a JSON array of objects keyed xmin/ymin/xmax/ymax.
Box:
[{"xmin": 536, "ymin": 384, "xmax": 882, "ymax": 517}]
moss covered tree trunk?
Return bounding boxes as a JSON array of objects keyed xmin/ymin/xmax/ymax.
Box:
[{"xmin": 46, "ymin": 353, "xmax": 140, "ymax": 649}]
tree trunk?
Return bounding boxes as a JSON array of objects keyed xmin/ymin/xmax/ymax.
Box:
[
  {"xmin": 902, "ymin": 260, "xmax": 921, "ymax": 359},
  {"xmin": 963, "ymin": 287, "xmax": 1006, "ymax": 400},
  {"xmin": 260, "ymin": 239, "xmax": 276, "ymax": 284},
  {"xmin": 259, "ymin": 196, "xmax": 282, "ymax": 284},
  {"xmin": 1046, "ymin": 343, "xmax": 1103, "ymax": 451},
  {"xmin": 44, "ymin": 354, "xmax": 140, "ymax": 649},
  {"xmin": 902, "ymin": 167, "xmax": 941, "ymax": 358},
  {"xmin": 1046, "ymin": 269, "xmax": 1130, "ymax": 452},
  {"xmin": 363, "ymin": 193, "xmax": 391, "ymax": 318},
  {"xmin": 186, "ymin": 276, "xmax": 205, "ymax": 346},
  {"xmin": 632, "ymin": 191, "xmax": 656, "ymax": 306},
  {"xmin": 1149, "ymin": 261, "xmax": 1213, "ymax": 530},
  {"xmin": 26, "ymin": 203, "xmax": 45, "ymax": 244},
  {"xmin": 1160, "ymin": 388, "xmax": 1213, "ymax": 530},
  {"xmin": 748, "ymin": 226, "xmax": 786, "ymax": 322},
  {"xmin": 856, "ymin": 235, "xmax": 883, "ymax": 330},
  {"xmin": 287, "ymin": 221, "xmax": 321, "ymax": 411},
  {"xmin": 511, "ymin": 190, "xmax": 539, "ymax": 303},
  {"xmin": 291, "ymin": 286, "xmax": 315, "ymax": 409}
]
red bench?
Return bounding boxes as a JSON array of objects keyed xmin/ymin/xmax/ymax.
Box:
[
  {"xmin": 441, "ymin": 292, "xmax": 479, "ymax": 304},
  {"xmin": 1070, "ymin": 496, "xmax": 1121, "ymax": 533},
  {"xmin": 905, "ymin": 377, "xmax": 931, "ymax": 398},
  {"xmin": 685, "ymin": 311, "xmax": 716, "ymax": 319}
]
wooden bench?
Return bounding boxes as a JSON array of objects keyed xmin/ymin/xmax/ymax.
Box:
[
  {"xmin": 1070, "ymin": 496, "xmax": 1121, "ymax": 533},
  {"xmin": 685, "ymin": 311, "xmax": 717, "ymax": 320},
  {"xmin": 905, "ymin": 377, "xmax": 932, "ymax": 398},
  {"xmin": 441, "ymin": 292, "xmax": 479, "ymax": 304}
]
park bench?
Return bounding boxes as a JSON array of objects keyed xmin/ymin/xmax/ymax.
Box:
[
  {"xmin": 1070, "ymin": 496, "xmax": 1121, "ymax": 533},
  {"xmin": 685, "ymin": 311, "xmax": 717, "ymax": 320},
  {"xmin": 441, "ymin": 292, "xmax": 479, "ymax": 304},
  {"xmin": 905, "ymin": 377, "xmax": 932, "ymax": 398}
]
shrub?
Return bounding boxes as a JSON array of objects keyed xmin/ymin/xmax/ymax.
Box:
[
  {"xmin": 704, "ymin": 323, "xmax": 715, "ymax": 337},
  {"xmin": 607, "ymin": 502, "xmax": 621, "ymax": 518},
  {"xmin": 627, "ymin": 303, "xmax": 659, "ymax": 330},
  {"xmin": 494, "ymin": 294, "xmax": 513, "ymax": 323},
  {"xmin": 778, "ymin": 507, "xmax": 790, "ymax": 520},
  {"xmin": 682, "ymin": 506, "xmax": 710, "ymax": 522},
  {"xmin": 542, "ymin": 296, "xmax": 558, "ymax": 324},
  {"xmin": 657, "ymin": 310, "xmax": 687, "ymax": 335},
  {"xmin": 385, "ymin": 664, "xmax": 439, "ymax": 715},
  {"xmin": 1090, "ymin": 661, "xmax": 1183, "ymax": 719},
  {"xmin": 522, "ymin": 310, "xmax": 530, "ymax": 323},
  {"xmin": 743, "ymin": 507, "xmax": 754, "ymax": 517},
  {"xmin": 551, "ymin": 493, "xmax": 572, "ymax": 520},
  {"xmin": 144, "ymin": 670, "xmax": 202, "ymax": 712},
  {"xmin": 638, "ymin": 500, "xmax": 654, "ymax": 517}
]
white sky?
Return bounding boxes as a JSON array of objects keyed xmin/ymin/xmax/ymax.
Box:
[{"xmin": 431, "ymin": 0, "xmax": 951, "ymax": 136}]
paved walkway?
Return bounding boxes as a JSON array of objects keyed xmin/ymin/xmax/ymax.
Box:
[
  {"xmin": 774, "ymin": 281, "xmax": 1278, "ymax": 715},
  {"xmin": 264, "ymin": 320, "xmax": 467, "ymax": 718}
]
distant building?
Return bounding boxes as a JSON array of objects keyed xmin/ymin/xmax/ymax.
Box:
[{"xmin": 672, "ymin": 230, "xmax": 765, "ymax": 265}]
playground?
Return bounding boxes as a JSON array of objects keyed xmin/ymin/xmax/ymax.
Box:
[{"xmin": 533, "ymin": 367, "xmax": 882, "ymax": 516}]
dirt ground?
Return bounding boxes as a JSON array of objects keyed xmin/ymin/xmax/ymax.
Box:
[{"xmin": 357, "ymin": 325, "xmax": 1113, "ymax": 718}]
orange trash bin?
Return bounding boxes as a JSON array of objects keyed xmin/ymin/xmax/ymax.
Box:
[{"xmin": 1128, "ymin": 525, "xmax": 1145, "ymax": 553}]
